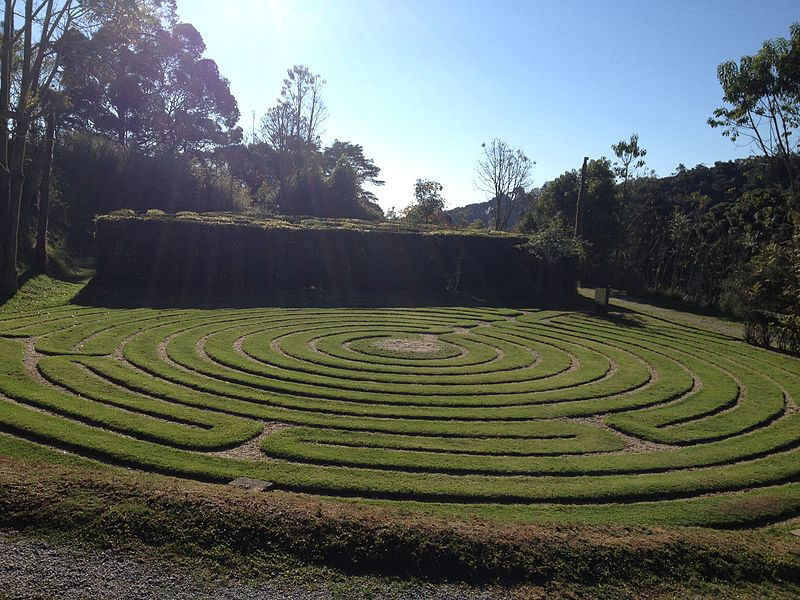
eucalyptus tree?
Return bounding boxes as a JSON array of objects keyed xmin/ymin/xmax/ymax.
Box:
[
  {"xmin": 280, "ymin": 65, "xmax": 326, "ymax": 146},
  {"xmin": 611, "ymin": 134, "xmax": 647, "ymax": 281},
  {"xmin": 709, "ymin": 22, "xmax": 800, "ymax": 325},
  {"xmin": 612, "ymin": 133, "xmax": 647, "ymax": 189},
  {"xmin": 259, "ymin": 65, "xmax": 327, "ymax": 209}
]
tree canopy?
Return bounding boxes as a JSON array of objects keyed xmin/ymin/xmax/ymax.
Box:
[
  {"xmin": 61, "ymin": 21, "xmax": 241, "ymax": 153},
  {"xmin": 709, "ymin": 22, "xmax": 800, "ymax": 216}
]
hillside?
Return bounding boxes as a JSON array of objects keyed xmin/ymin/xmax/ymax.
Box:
[{"xmin": 446, "ymin": 195, "xmax": 536, "ymax": 229}]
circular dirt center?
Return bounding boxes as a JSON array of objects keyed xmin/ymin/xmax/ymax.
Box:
[{"xmin": 372, "ymin": 336, "xmax": 440, "ymax": 353}]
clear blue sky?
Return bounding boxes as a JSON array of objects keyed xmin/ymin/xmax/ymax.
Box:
[{"xmin": 178, "ymin": 0, "xmax": 798, "ymax": 212}]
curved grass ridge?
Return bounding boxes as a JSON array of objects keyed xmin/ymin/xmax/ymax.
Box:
[{"xmin": 0, "ymin": 303, "xmax": 799, "ymax": 526}]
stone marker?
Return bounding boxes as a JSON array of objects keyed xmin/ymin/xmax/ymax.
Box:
[
  {"xmin": 229, "ymin": 477, "xmax": 274, "ymax": 492},
  {"xmin": 594, "ymin": 287, "xmax": 609, "ymax": 314},
  {"xmin": 790, "ymin": 529, "xmax": 800, "ymax": 537}
]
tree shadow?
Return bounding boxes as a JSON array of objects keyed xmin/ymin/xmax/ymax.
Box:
[
  {"xmin": 72, "ymin": 276, "xmax": 597, "ymax": 311},
  {"xmin": 614, "ymin": 290, "xmax": 737, "ymax": 322},
  {"xmin": 591, "ymin": 310, "xmax": 646, "ymax": 329}
]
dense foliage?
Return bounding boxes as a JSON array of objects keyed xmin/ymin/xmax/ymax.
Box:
[
  {"xmin": 52, "ymin": 133, "xmax": 251, "ymax": 253},
  {"xmin": 513, "ymin": 153, "xmax": 799, "ymax": 349},
  {"xmin": 615, "ymin": 160, "xmax": 795, "ymax": 309},
  {"xmin": 403, "ymin": 179, "xmax": 447, "ymax": 224}
]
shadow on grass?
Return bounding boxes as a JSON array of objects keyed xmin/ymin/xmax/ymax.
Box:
[
  {"xmin": 614, "ymin": 289, "xmax": 739, "ymax": 322},
  {"xmin": 72, "ymin": 276, "xmax": 604, "ymax": 312},
  {"xmin": 590, "ymin": 310, "xmax": 646, "ymax": 329}
]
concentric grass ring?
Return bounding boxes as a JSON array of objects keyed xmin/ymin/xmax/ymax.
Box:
[{"xmin": 1, "ymin": 303, "xmax": 798, "ymax": 527}]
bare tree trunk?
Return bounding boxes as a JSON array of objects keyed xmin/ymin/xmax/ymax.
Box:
[
  {"xmin": 612, "ymin": 178, "xmax": 629, "ymax": 287},
  {"xmin": 0, "ymin": 0, "xmax": 15, "ymax": 298},
  {"xmin": 3, "ymin": 0, "xmax": 34, "ymax": 294},
  {"xmin": 3, "ymin": 125, "xmax": 31, "ymax": 296},
  {"xmin": 573, "ymin": 157, "xmax": 588, "ymax": 238},
  {"xmin": 35, "ymin": 112, "xmax": 56, "ymax": 273},
  {"xmin": 0, "ymin": 175, "xmax": 15, "ymax": 297},
  {"xmin": 0, "ymin": 0, "xmax": 67, "ymax": 297}
]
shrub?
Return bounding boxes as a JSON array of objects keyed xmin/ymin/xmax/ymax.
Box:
[{"xmin": 745, "ymin": 310, "xmax": 800, "ymax": 354}]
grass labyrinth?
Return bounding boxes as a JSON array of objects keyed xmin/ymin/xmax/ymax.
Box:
[{"xmin": 1, "ymin": 302, "xmax": 799, "ymax": 527}]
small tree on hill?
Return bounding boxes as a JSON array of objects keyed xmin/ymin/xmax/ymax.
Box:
[{"xmin": 405, "ymin": 179, "xmax": 445, "ymax": 223}]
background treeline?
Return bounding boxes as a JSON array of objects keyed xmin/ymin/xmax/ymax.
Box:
[
  {"xmin": 503, "ymin": 150, "xmax": 798, "ymax": 352},
  {"xmin": 506, "ymin": 156, "xmax": 796, "ymax": 313}
]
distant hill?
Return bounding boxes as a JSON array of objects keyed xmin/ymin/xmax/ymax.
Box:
[
  {"xmin": 446, "ymin": 199, "xmax": 494, "ymax": 228},
  {"xmin": 447, "ymin": 192, "xmax": 538, "ymax": 229}
]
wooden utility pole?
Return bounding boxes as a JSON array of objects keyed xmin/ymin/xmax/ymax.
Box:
[{"xmin": 574, "ymin": 156, "xmax": 588, "ymax": 238}]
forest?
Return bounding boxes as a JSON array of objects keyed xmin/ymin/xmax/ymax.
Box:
[{"xmin": 0, "ymin": 1, "xmax": 798, "ymax": 352}]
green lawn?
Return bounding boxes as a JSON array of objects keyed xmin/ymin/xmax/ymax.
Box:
[{"xmin": 1, "ymin": 280, "xmax": 799, "ymax": 528}]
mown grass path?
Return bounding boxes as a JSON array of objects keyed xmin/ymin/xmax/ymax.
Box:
[{"xmin": 0, "ymin": 302, "xmax": 798, "ymax": 527}]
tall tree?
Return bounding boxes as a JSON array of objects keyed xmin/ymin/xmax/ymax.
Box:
[
  {"xmin": 708, "ymin": 22, "xmax": 800, "ymax": 219},
  {"xmin": 323, "ymin": 140, "xmax": 384, "ymax": 202},
  {"xmin": 34, "ymin": 110, "xmax": 56, "ymax": 272},
  {"xmin": 612, "ymin": 134, "xmax": 647, "ymax": 281},
  {"xmin": 0, "ymin": 1, "xmax": 183, "ymax": 293},
  {"xmin": 259, "ymin": 65, "xmax": 326, "ymax": 209},
  {"xmin": 0, "ymin": 0, "xmax": 85, "ymax": 297},
  {"xmin": 612, "ymin": 133, "xmax": 647, "ymax": 189},
  {"xmin": 280, "ymin": 65, "xmax": 326, "ymax": 146},
  {"xmin": 475, "ymin": 139, "xmax": 533, "ymax": 230},
  {"xmin": 60, "ymin": 21, "xmax": 241, "ymax": 154},
  {"xmin": 31, "ymin": 1, "xmax": 191, "ymax": 273}
]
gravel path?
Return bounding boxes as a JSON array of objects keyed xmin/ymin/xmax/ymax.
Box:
[{"xmin": 0, "ymin": 530, "xmax": 509, "ymax": 600}]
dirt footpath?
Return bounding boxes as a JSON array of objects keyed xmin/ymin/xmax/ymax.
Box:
[{"xmin": 0, "ymin": 530, "xmax": 506, "ymax": 600}]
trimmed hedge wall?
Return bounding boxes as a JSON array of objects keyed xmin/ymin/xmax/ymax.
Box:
[{"xmin": 95, "ymin": 213, "xmax": 575, "ymax": 300}]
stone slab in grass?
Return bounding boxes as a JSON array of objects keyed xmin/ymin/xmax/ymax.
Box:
[{"xmin": 229, "ymin": 477, "xmax": 274, "ymax": 492}]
